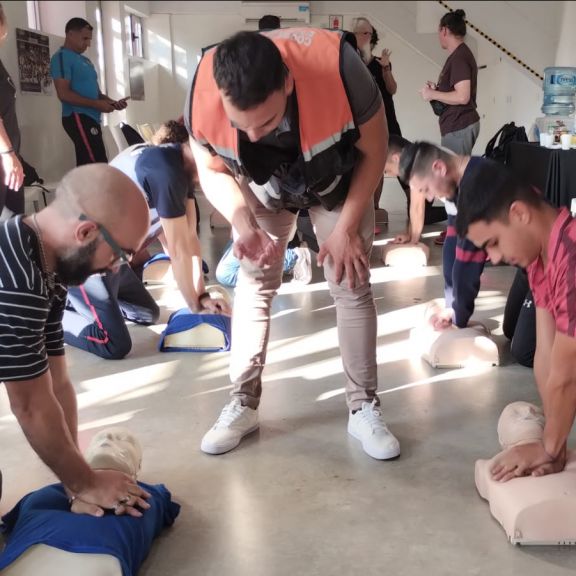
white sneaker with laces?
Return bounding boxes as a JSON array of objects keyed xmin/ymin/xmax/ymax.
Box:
[
  {"xmin": 291, "ymin": 246, "xmax": 313, "ymax": 285},
  {"xmin": 201, "ymin": 398, "xmax": 259, "ymax": 455},
  {"xmin": 348, "ymin": 400, "xmax": 400, "ymax": 460}
]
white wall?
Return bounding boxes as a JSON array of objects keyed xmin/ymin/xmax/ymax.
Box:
[
  {"xmin": 38, "ymin": 1, "xmax": 86, "ymax": 37},
  {"xmin": 0, "ymin": 0, "xmax": 568, "ymax": 184},
  {"xmin": 147, "ymin": 0, "xmax": 561, "ymax": 153},
  {"xmin": 1, "ymin": 1, "xmax": 76, "ymax": 182}
]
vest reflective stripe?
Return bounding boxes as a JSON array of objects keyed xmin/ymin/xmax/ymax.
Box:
[
  {"xmin": 190, "ymin": 28, "xmax": 355, "ymax": 168},
  {"xmin": 303, "ymin": 120, "xmax": 357, "ymax": 162}
]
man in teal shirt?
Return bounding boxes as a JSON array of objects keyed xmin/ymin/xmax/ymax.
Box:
[{"xmin": 50, "ymin": 17, "xmax": 128, "ymax": 165}]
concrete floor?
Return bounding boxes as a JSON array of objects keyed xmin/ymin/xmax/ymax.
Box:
[{"xmin": 1, "ymin": 180, "xmax": 575, "ymax": 575}]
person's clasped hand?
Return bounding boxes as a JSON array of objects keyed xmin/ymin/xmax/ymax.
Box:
[
  {"xmin": 489, "ymin": 442, "xmax": 555, "ymax": 482},
  {"xmin": 392, "ymin": 233, "xmax": 414, "ymax": 245},
  {"xmin": 419, "ymin": 81, "xmax": 437, "ymax": 102},
  {"xmin": 428, "ymin": 308, "xmax": 453, "ymax": 331},
  {"xmin": 233, "ymin": 228, "xmax": 283, "ymax": 268},
  {"xmin": 70, "ymin": 469, "xmax": 151, "ymax": 518},
  {"xmin": 199, "ymin": 294, "xmax": 231, "ymax": 315}
]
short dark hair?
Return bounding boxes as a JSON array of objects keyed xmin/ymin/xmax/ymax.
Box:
[
  {"xmin": 387, "ymin": 134, "xmax": 411, "ymax": 159},
  {"xmin": 370, "ymin": 26, "xmax": 379, "ymax": 49},
  {"xmin": 65, "ymin": 17, "xmax": 93, "ymax": 34},
  {"xmin": 398, "ymin": 141, "xmax": 453, "ymax": 184},
  {"xmin": 455, "ymin": 160, "xmax": 543, "ymax": 237},
  {"xmin": 258, "ymin": 14, "xmax": 280, "ymax": 31},
  {"xmin": 151, "ymin": 119, "xmax": 188, "ymax": 145},
  {"xmin": 214, "ymin": 31, "xmax": 287, "ymax": 110},
  {"xmin": 440, "ymin": 9, "xmax": 466, "ymax": 37}
]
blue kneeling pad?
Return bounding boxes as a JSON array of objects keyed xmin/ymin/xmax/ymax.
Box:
[{"xmin": 159, "ymin": 308, "xmax": 232, "ymax": 352}]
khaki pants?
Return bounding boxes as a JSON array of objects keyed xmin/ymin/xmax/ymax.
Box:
[{"xmin": 229, "ymin": 200, "xmax": 378, "ymax": 411}]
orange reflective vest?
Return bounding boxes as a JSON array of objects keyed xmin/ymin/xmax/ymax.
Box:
[{"xmin": 188, "ymin": 28, "xmax": 360, "ymax": 210}]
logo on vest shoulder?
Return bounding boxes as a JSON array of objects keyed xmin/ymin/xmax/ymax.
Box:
[{"xmin": 91, "ymin": 127, "xmax": 99, "ymax": 136}]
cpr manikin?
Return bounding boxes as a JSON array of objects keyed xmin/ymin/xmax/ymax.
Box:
[
  {"xmin": 381, "ymin": 241, "xmax": 429, "ymax": 267},
  {"xmin": 0, "ymin": 428, "xmax": 180, "ymax": 575},
  {"xmin": 410, "ymin": 300, "xmax": 499, "ymax": 368},
  {"xmin": 475, "ymin": 402, "xmax": 576, "ymax": 545}
]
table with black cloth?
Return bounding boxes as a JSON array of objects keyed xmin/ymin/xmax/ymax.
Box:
[{"xmin": 508, "ymin": 141, "xmax": 576, "ymax": 209}]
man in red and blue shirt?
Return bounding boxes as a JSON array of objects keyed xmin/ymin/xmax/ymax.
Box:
[{"xmin": 456, "ymin": 159, "xmax": 576, "ymax": 480}]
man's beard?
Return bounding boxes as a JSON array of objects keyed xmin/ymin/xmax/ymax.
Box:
[
  {"xmin": 359, "ymin": 43, "xmax": 373, "ymax": 64},
  {"xmin": 56, "ymin": 238, "xmax": 102, "ymax": 286}
]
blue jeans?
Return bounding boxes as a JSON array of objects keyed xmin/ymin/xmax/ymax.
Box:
[
  {"xmin": 216, "ymin": 241, "xmax": 298, "ymax": 288},
  {"xmin": 63, "ymin": 266, "xmax": 159, "ymax": 360}
]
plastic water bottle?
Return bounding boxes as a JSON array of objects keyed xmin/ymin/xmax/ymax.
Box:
[{"xmin": 542, "ymin": 67, "xmax": 576, "ymax": 115}]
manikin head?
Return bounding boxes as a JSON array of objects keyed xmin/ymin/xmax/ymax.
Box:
[
  {"xmin": 353, "ymin": 17, "xmax": 378, "ymax": 63},
  {"xmin": 455, "ymin": 159, "xmax": 547, "ymax": 269},
  {"xmin": 84, "ymin": 427, "xmax": 142, "ymax": 478},
  {"xmin": 42, "ymin": 164, "xmax": 149, "ymax": 285},
  {"xmin": 385, "ymin": 134, "xmax": 411, "ymax": 178},
  {"xmin": 64, "ymin": 17, "xmax": 93, "ymax": 54},
  {"xmin": 213, "ymin": 31, "xmax": 294, "ymax": 143},
  {"xmin": 497, "ymin": 401, "xmax": 545, "ymax": 449},
  {"xmin": 438, "ymin": 9, "xmax": 466, "ymax": 51},
  {"xmin": 398, "ymin": 141, "xmax": 460, "ymax": 203}
]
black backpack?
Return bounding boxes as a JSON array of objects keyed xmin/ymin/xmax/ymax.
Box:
[{"xmin": 484, "ymin": 122, "xmax": 528, "ymax": 164}]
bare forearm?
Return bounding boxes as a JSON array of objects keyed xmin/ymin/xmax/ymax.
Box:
[
  {"xmin": 171, "ymin": 250, "xmax": 205, "ymax": 312},
  {"xmin": 338, "ymin": 115, "xmax": 387, "ymax": 233},
  {"xmin": 0, "ymin": 119, "xmax": 15, "ymax": 151},
  {"xmin": 409, "ymin": 191, "xmax": 425, "ymax": 243},
  {"xmin": 57, "ymin": 87, "xmax": 104, "ymax": 110},
  {"xmin": 383, "ymin": 70, "xmax": 397, "ymax": 95},
  {"xmin": 542, "ymin": 375, "xmax": 576, "ymax": 457},
  {"xmin": 14, "ymin": 399, "xmax": 94, "ymax": 493},
  {"xmin": 52, "ymin": 376, "xmax": 79, "ymax": 447},
  {"xmin": 201, "ymin": 172, "xmax": 257, "ymax": 235}
]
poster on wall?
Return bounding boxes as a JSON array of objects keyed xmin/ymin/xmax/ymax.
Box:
[
  {"xmin": 16, "ymin": 28, "xmax": 52, "ymax": 94},
  {"xmin": 129, "ymin": 59, "xmax": 145, "ymax": 101}
]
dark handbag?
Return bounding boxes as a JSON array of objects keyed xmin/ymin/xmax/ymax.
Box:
[
  {"xmin": 483, "ymin": 122, "xmax": 528, "ymax": 164},
  {"xmin": 430, "ymin": 100, "xmax": 448, "ymax": 117}
]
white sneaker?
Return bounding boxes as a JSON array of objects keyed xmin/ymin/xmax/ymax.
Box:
[
  {"xmin": 291, "ymin": 246, "xmax": 313, "ymax": 285},
  {"xmin": 348, "ymin": 400, "xmax": 400, "ymax": 460},
  {"xmin": 201, "ymin": 399, "xmax": 259, "ymax": 455}
]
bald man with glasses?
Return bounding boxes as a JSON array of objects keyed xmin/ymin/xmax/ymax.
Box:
[{"xmin": 0, "ymin": 164, "xmax": 151, "ymax": 516}]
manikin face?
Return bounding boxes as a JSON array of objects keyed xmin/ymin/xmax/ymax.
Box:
[
  {"xmin": 409, "ymin": 160, "xmax": 457, "ymax": 203},
  {"xmin": 465, "ymin": 202, "xmax": 541, "ymax": 268},
  {"xmin": 220, "ymin": 74, "xmax": 293, "ymax": 143},
  {"xmin": 497, "ymin": 402, "xmax": 545, "ymax": 449},
  {"xmin": 67, "ymin": 26, "xmax": 92, "ymax": 54},
  {"xmin": 84, "ymin": 427, "xmax": 142, "ymax": 478}
]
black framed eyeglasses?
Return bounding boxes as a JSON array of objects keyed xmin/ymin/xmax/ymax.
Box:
[{"xmin": 79, "ymin": 213, "xmax": 134, "ymax": 264}]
